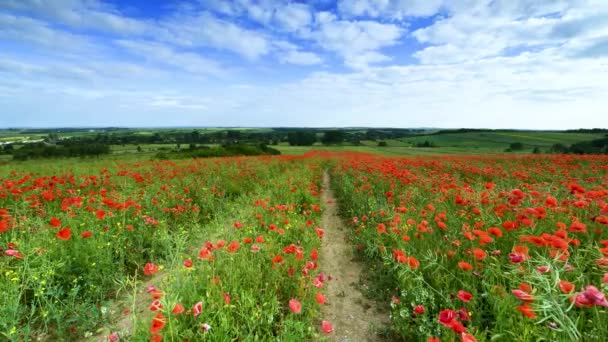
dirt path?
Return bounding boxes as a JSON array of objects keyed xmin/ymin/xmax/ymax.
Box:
[{"xmin": 320, "ymin": 171, "xmax": 388, "ymax": 341}]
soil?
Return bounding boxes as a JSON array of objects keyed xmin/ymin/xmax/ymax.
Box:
[{"xmin": 319, "ymin": 170, "xmax": 389, "ymax": 341}]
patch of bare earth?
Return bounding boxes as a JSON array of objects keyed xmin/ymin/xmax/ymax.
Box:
[
  {"xmin": 82, "ymin": 272, "xmax": 167, "ymax": 341},
  {"xmin": 320, "ymin": 171, "xmax": 389, "ymax": 341}
]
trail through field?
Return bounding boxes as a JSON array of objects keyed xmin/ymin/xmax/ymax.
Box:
[{"xmin": 320, "ymin": 170, "xmax": 389, "ymax": 341}]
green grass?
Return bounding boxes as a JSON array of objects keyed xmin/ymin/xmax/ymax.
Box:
[{"xmin": 400, "ymin": 131, "xmax": 606, "ymax": 150}]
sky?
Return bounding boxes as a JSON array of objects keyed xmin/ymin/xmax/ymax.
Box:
[{"xmin": 1, "ymin": 0, "xmax": 607, "ymax": 129}]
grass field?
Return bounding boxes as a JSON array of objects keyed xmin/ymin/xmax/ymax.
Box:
[{"xmin": 399, "ymin": 131, "xmax": 606, "ymax": 150}]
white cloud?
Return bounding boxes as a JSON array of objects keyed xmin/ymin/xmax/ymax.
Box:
[
  {"xmin": 159, "ymin": 11, "xmax": 270, "ymax": 60},
  {"xmin": 115, "ymin": 40, "xmax": 224, "ymax": 76},
  {"xmin": 311, "ymin": 14, "xmax": 403, "ymax": 68},
  {"xmin": 274, "ymin": 3, "xmax": 312, "ymax": 32},
  {"xmin": 280, "ymin": 50, "xmax": 323, "ymax": 65},
  {"xmin": 0, "ymin": 14, "xmax": 97, "ymax": 52},
  {"xmin": 0, "ymin": 0, "xmax": 148, "ymax": 34},
  {"xmin": 337, "ymin": 0, "xmax": 445, "ymax": 19},
  {"xmin": 412, "ymin": 0, "xmax": 608, "ymax": 64}
]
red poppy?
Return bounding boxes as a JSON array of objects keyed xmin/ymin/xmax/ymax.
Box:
[
  {"xmin": 559, "ymin": 280, "xmax": 575, "ymax": 293},
  {"xmin": 472, "ymin": 248, "xmax": 487, "ymax": 261},
  {"xmin": 80, "ymin": 231, "xmax": 92, "ymax": 238},
  {"xmin": 315, "ymin": 227, "xmax": 325, "ymax": 238},
  {"xmin": 316, "ymin": 292, "xmax": 327, "ymax": 305},
  {"xmin": 144, "ymin": 263, "xmax": 159, "ymax": 276},
  {"xmin": 457, "ymin": 290, "xmax": 473, "ymax": 302},
  {"xmin": 50, "ymin": 217, "xmax": 61, "ymax": 227},
  {"xmin": 516, "ymin": 303, "xmax": 536, "ymax": 319},
  {"xmin": 461, "ymin": 333, "xmax": 477, "ymax": 342},
  {"xmin": 414, "ymin": 305, "xmax": 425, "ymax": 315},
  {"xmin": 150, "ymin": 313, "xmax": 166, "ymax": 334},
  {"xmin": 57, "ymin": 227, "xmax": 72, "ymax": 240},
  {"xmin": 227, "ymin": 241, "xmax": 240, "ymax": 253},
  {"xmin": 172, "ymin": 303, "xmax": 184, "ymax": 315},
  {"xmin": 458, "ymin": 261, "xmax": 473, "ymax": 271},
  {"xmin": 183, "ymin": 259, "xmax": 193, "ymax": 268},
  {"xmin": 321, "ymin": 320, "xmax": 333, "ymax": 333},
  {"xmin": 222, "ymin": 292, "xmax": 231, "ymax": 305},
  {"xmin": 96, "ymin": 209, "xmax": 106, "ymax": 220},
  {"xmin": 288, "ymin": 298, "xmax": 301, "ymax": 314}
]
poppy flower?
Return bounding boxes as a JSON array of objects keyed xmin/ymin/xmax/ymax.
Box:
[
  {"xmin": 438, "ymin": 309, "xmax": 457, "ymax": 326},
  {"xmin": 144, "ymin": 263, "xmax": 159, "ymax": 276},
  {"xmin": 50, "ymin": 217, "xmax": 61, "ymax": 227},
  {"xmin": 149, "ymin": 300, "xmax": 163, "ymax": 312},
  {"xmin": 316, "ymin": 292, "xmax": 327, "ymax": 305},
  {"xmin": 80, "ymin": 231, "xmax": 92, "ymax": 238},
  {"xmin": 414, "ymin": 305, "xmax": 425, "ymax": 314},
  {"xmin": 222, "ymin": 293, "xmax": 230, "ymax": 305},
  {"xmin": 508, "ymin": 246, "xmax": 529, "ymax": 263},
  {"xmin": 461, "ymin": 332, "xmax": 477, "ymax": 342},
  {"xmin": 57, "ymin": 227, "xmax": 71, "ymax": 240},
  {"xmin": 559, "ymin": 280, "xmax": 575, "ymax": 293},
  {"xmin": 321, "ymin": 320, "xmax": 333, "ymax": 333},
  {"xmin": 288, "ymin": 298, "xmax": 301, "ymax": 314},
  {"xmin": 512, "ymin": 289, "xmax": 534, "ymax": 303},
  {"xmin": 573, "ymin": 285, "xmax": 608, "ymax": 307},
  {"xmin": 457, "ymin": 290, "xmax": 473, "ymax": 302},
  {"xmin": 428, "ymin": 337, "xmax": 439, "ymax": 342},
  {"xmin": 516, "ymin": 303, "xmax": 536, "ymax": 319},
  {"xmin": 193, "ymin": 301, "xmax": 203, "ymax": 316},
  {"xmin": 172, "ymin": 303, "xmax": 184, "ymax": 315},
  {"xmin": 150, "ymin": 313, "xmax": 166, "ymax": 334},
  {"xmin": 458, "ymin": 261, "xmax": 473, "ymax": 271},
  {"xmin": 473, "ymin": 248, "xmax": 486, "ymax": 260},
  {"xmin": 227, "ymin": 241, "xmax": 240, "ymax": 253},
  {"xmin": 198, "ymin": 248, "xmax": 212, "ymax": 260},
  {"xmin": 107, "ymin": 332, "xmax": 119, "ymax": 342},
  {"xmin": 183, "ymin": 259, "xmax": 193, "ymax": 268},
  {"xmin": 315, "ymin": 227, "xmax": 325, "ymax": 238}
]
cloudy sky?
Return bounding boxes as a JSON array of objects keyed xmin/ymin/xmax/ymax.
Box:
[{"xmin": 1, "ymin": 0, "xmax": 607, "ymax": 129}]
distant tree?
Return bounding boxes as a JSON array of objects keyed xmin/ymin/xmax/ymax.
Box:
[
  {"xmin": 532, "ymin": 147, "xmax": 541, "ymax": 154},
  {"xmin": 550, "ymin": 143, "xmax": 569, "ymax": 154},
  {"xmin": 136, "ymin": 145, "xmax": 142, "ymax": 152},
  {"xmin": 226, "ymin": 130, "xmax": 241, "ymax": 140},
  {"xmin": 322, "ymin": 130, "xmax": 345, "ymax": 145},
  {"xmin": 509, "ymin": 142, "xmax": 524, "ymax": 151},
  {"xmin": 288, "ymin": 131, "xmax": 316, "ymax": 146},
  {"xmin": 378, "ymin": 141, "xmax": 388, "ymax": 147},
  {"xmin": 414, "ymin": 140, "xmax": 437, "ymax": 148}
]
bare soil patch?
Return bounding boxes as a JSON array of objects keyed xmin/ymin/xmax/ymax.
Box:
[{"xmin": 319, "ymin": 171, "xmax": 389, "ymax": 341}]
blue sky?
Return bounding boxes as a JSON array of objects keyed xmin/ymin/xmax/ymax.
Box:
[{"xmin": 1, "ymin": 0, "xmax": 607, "ymax": 129}]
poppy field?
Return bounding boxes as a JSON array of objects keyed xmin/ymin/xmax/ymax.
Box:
[
  {"xmin": 331, "ymin": 153, "xmax": 608, "ymax": 341},
  {"xmin": 1, "ymin": 152, "xmax": 608, "ymax": 341}
]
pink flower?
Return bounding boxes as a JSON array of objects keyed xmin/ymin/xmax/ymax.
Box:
[
  {"xmin": 289, "ymin": 298, "xmax": 302, "ymax": 314},
  {"xmin": 107, "ymin": 332, "xmax": 119, "ymax": 341},
  {"xmin": 193, "ymin": 301, "xmax": 203, "ymax": 316},
  {"xmin": 316, "ymin": 292, "xmax": 327, "ymax": 305},
  {"xmin": 321, "ymin": 320, "xmax": 333, "ymax": 333},
  {"xmin": 512, "ymin": 289, "xmax": 534, "ymax": 303},
  {"xmin": 574, "ymin": 286, "xmax": 608, "ymax": 307},
  {"xmin": 536, "ymin": 266, "xmax": 551, "ymax": 273}
]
